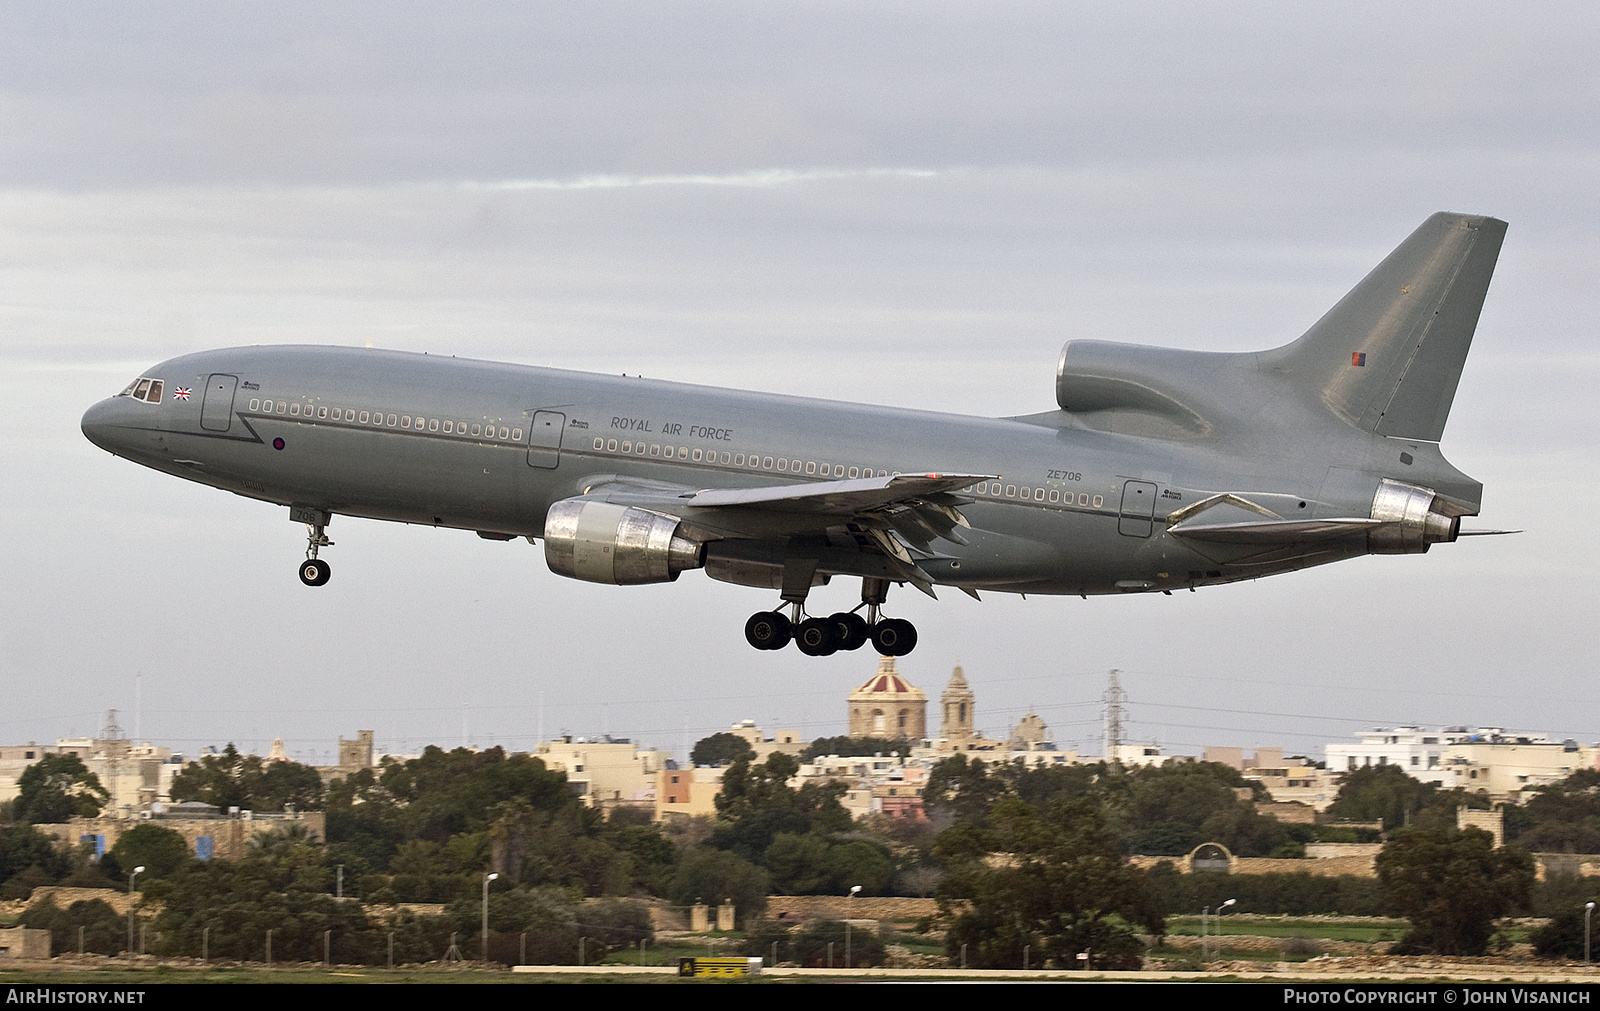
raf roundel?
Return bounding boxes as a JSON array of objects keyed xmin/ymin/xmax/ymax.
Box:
[{"xmin": 272, "ymin": 437, "xmax": 285, "ymax": 451}]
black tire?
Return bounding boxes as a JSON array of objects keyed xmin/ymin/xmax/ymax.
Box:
[
  {"xmin": 299, "ymin": 559, "xmax": 331, "ymax": 586},
  {"xmin": 831, "ymin": 612, "xmax": 870, "ymax": 651},
  {"xmin": 871, "ymin": 617, "xmax": 918, "ymax": 656},
  {"xmin": 744, "ymin": 610, "xmax": 792, "ymax": 650},
  {"xmin": 795, "ymin": 617, "xmax": 840, "ymax": 656}
]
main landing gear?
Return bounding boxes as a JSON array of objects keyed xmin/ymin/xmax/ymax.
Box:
[
  {"xmin": 292, "ymin": 506, "xmax": 333, "ymax": 586},
  {"xmin": 744, "ymin": 577, "xmax": 919, "ymax": 657}
]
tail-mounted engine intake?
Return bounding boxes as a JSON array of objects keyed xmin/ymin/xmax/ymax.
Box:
[
  {"xmin": 1367, "ymin": 479, "xmax": 1461, "ymax": 554},
  {"xmin": 544, "ymin": 499, "xmax": 705, "ymax": 584}
]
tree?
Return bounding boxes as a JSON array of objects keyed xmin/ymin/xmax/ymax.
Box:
[
  {"xmin": 169, "ymin": 745, "xmax": 324, "ymax": 812},
  {"xmin": 101, "ymin": 825, "xmax": 191, "ymax": 882},
  {"xmin": 13, "ymin": 755, "xmax": 109, "ymax": 823},
  {"xmin": 1532, "ymin": 899, "xmax": 1600, "ymax": 959},
  {"xmin": 711, "ymin": 753, "xmax": 850, "ymax": 862},
  {"xmin": 0, "ymin": 824, "xmax": 72, "ymax": 895},
  {"xmin": 1512, "ymin": 770, "xmax": 1600, "ymax": 854},
  {"xmin": 1376, "ymin": 827, "xmax": 1534, "ymax": 955},
  {"xmin": 1325, "ymin": 764, "xmax": 1440, "ymax": 833},
  {"xmin": 791, "ymin": 919, "xmax": 887, "ymax": 968},
  {"xmin": 668, "ymin": 847, "xmax": 769, "ymax": 920},
  {"xmin": 799, "ymin": 736, "xmax": 917, "ymax": 763},
  {"xmin": 935, "ymin": 797, "xmax": 1164, "ymax": 969},
  {"xmin": 690, "ymin": 733, "xmax": 756, "ymax": 767},
  {"xmin": 19, "ymin": 898, "xmax": 125, "ymax": 955}
]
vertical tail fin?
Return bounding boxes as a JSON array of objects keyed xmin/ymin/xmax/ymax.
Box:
[{"xmin": 1261, "ymin": 212, "xmax": 1506, "ymax": 442}]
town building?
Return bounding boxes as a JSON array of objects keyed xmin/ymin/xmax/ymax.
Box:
[
  {"xmin": 723, "ymin": 720, "xmax": 805, "ymax": 761},
  {"xmin": 656, "ymin": 765, "xmax": 724, "ymax": 824},
  {"xmin": 1, "ymin": 735, "xmax": 184, "ymax": 817},
  {"xmin": 848, "ymin": 657, "xmax": 928, "ymax": 739},
  {"xmin": 537, "ymin": 735, "xmax": 670, "ymax": 817},
  {"xmin": 1323, "ymin": 726, "xmax": 1599, "ymax": 802},
  {"xmin": 933, "ymin": 666, "xmax": 1001, "ymax": 752},
  {"xmin": 1324, "ymin": 725, "xmax": 1485, "ymax": 785},
  {"xmin": 1204, "ymin": 745, "xmax": 1342, "ymax": 811}
]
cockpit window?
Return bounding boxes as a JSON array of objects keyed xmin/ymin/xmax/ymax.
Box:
[{"xmin": 120, "ymin": 377, "xmax": 166, "ymax": 404}]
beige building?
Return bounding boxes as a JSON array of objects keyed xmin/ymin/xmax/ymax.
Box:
[
  {"xmin": 723, "ymin": 720, "xmax": 805, "ymax": 761},
  {"xmin": 1442, "ymin": 739, "xmax": 1599, "ymax": 803},
  {"xmin": 656, "ymin": 765, "xmax": 725, "ymax": 824},
  {"xmin": 1204, "ymin": 745, "xmax": 1342, "ymax": 812},
  {"xmin": 538, "ymin": 736, "xmax": 670, "ymax": 816},
  {"xmin": 48, "ymin": 807, "xmax": 327, "ymax": 863},
  {"xmin": 1, "ymin": 737, "xmax": 182, "ymax": 817},
  {"xmin": 848, "ymin": 657, "xmax": 928, "ymax": 739}
]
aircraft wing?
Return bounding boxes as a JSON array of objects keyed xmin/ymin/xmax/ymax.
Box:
[
  {"xmin": 577, "ymin": 471, "xmax": 993, "ymax": 594},
  {"xmin": 686, "ymin": 472, "xmax": 990, "ymax": 513}
]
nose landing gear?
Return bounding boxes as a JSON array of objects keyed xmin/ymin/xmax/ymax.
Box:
[{"xmin": 291, "ymin": 506, "xmax": 334, "ymax": 586}]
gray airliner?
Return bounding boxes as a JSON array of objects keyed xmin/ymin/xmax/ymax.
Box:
[{"xmin": 82, "ymin": 212, "xmax": 1506, "ymax": 657}]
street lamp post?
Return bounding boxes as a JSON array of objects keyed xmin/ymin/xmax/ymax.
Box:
[
  {"xmin": 482, "ymin": 872, "xmax": 499, "ymax": 964},
  {"xmin": 126, "ymin": 866, "xmax": 145, "ymax": 958},
  {"xmin": 1585, "ymin": 901, "xmax": 1594, "ymax": 964},
  {"xmin": 846, "ymin": 885, "xmax": 861, "ymax": 968},
  {"xmin": 1201, "ymin": 898, "xmax": 1235, "ymax": 962}
]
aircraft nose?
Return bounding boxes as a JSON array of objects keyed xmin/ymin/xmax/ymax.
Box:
[{"xmin": 81, "ymin": 397, "xmax": 142, "ymax": 455}]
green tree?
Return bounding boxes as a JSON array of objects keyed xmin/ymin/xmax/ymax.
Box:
[
  {"xmin": 799, "ymin": 736, "xmax": 917, "ymax": 763},
  {"xmin": 1325, "ymin": 764, "xmax": 1439, "ymax": 833},
  {"xmin": 1512, "ymin": 770, "xmax": 1600, "ymax": 853},
  {"xmin": 935, "ymin": 796, "xmax": 1164, "ymax": 969},
  {"xmin": 13, "ymin": 755, "xmax": 109, "ymax": 823},
  {"xmin": 169, "ymin": 745, "xmax": 323, "ymax": 812},
  {"xmin": 668, "ymin": 847, "xmax": 769, "ymax": 920},
  {"xmin": 1376, "ymin": 827, "xmax": 1534, "ymax": 955},
  {"xmin": 1531, "ymin": 893, "xmax": 1600, "ymax": 959},
  {"xmin": 101, "ymin": 825, "xmax": 191, "ymax": 882},
  {"xmin": 689, "ymin": 733, "xmax": 756, "ymax": 767},
  {"xmin": 790, "ymin": 919, "xmax": 887, "ymax": 968},
  {"xmin": 19, "ymin": 898, "xmax": 125, "ymax": 955},
  {"xmin": 0, "ymin": 824, "xmax": 72, "ymax": 896},
  {"xmin": 711, "ymin": 753, "xmax": 850, "ymax": 862}
]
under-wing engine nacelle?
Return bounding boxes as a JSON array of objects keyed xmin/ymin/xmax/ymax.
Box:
[
  {"xmin": 1367, "ymin": 479, "xmax": 1461, "ymax": 554},
  {"xmin": 544, "ymin": 499, "xmax": 705, "ymax": 584}
]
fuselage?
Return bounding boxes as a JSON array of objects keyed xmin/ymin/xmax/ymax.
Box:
[{"xmin": 80, "ymin": 344, "xmax": 1477, "ymax": 598}]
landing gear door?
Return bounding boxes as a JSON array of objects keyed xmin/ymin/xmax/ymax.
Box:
[
  {"xmin": 527, "ymin": 411, "xmax": 565, "ymax": 469},
  {"xmin": 1118, "ymin": 480, "xmax": 1157, "ymax": 537},
  {"xmin": 200, "ymin": 374, "xmax": 238, "ymax": 432}
]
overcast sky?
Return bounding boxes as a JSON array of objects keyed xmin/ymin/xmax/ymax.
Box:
[{"xmin": 3, "ymin": 3, "xmax": 1597, "ymax": 767}]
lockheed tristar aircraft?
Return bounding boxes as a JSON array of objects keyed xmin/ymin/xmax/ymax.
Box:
[{"xmin": 83, "ymin": 213, "xmax": 1506, "ymax": 658}]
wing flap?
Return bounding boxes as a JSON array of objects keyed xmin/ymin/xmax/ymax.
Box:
[{"xmin": 686, "ymin": 472, "xmax": 991, "ymax": 512}]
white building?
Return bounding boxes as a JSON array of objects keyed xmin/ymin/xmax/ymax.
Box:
[{"xmin": 1325, "ymin": 726, "xmax": 1488, "ymax": 786}]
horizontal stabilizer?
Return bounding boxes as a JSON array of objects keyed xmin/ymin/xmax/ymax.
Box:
[{"xmin": 1168, "ymin": 516, "xmax": 1381, "ymax": 543}]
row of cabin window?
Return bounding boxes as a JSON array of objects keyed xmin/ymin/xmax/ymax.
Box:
[
  {"xmin": 586, "ymin": 438, "xmax": 1105, "ymax": 509},
  {"xmin": 973, "ymin": 482, "xmax": 1105, "ymax": 509},
  {"xmin": 247, "ymin": 399, "xmax": 520, "ymax": 442},
  {"xmin": 589, "ymin": 437, "xmax": 890, "ymax": 478}
]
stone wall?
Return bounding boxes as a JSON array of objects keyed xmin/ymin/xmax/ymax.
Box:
[{"xmin": 764, "ymin": 896, "xmax": 939, "ymax": 922}]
